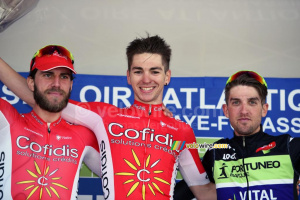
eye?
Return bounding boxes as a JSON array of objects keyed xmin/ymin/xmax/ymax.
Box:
[
  {"xmin": 61, "ymin": 74, "xmax": 71, "ymax": 79},
  {"xmin": 133, "ymin": 70, "xmax": 142, "ymax": 75},
  {"xmin": 249, "ymin": 100, "xmax": 258, "ymax": 105},
  {"xmin": 232, "ymin": 100, "xmax": 239, "ymax": 105},
  {"xmin": 152, "ymin": 70, "xmax": 160, "ymax": 74},
  {"xmin": 43, "ymin": 73, "xmax": 52, "ymax": 78}
]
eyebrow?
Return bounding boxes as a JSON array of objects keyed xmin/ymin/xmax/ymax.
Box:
[
  {"xmin": 131, "ymin": 66, "xmax": 163, "ymax": 71},
  {"xmin": 229, "ymin": 98, "xmax": 240, "ymax": 101},
  {"xmin": 150, "ymin": 67, "xmax": 163, "ymax": 71},
  {"xmin": 131, "ymin": 66, "xmax": 143, "ymax": 71},
  {"xmin": 248, "ymin": 97, "xmax": 260, "ymax": 101},
  {"xmin": 229, "ymin": 97, "xmax": 260, "ymax": 101}
]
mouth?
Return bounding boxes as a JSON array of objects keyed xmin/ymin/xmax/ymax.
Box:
[
  {"xmin": 238, "ymin": 118, "xmax": 250, "ymax": 123},
  {"xmin": 140, "ymin": 86, "xmax": 155, "ymax": 91},
  {"xmin": 47, "ymin": 90, "xmax": 64, "ymax": 96}
]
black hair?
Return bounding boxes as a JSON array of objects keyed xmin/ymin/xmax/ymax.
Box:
[{"xmin": 126, "ymin": 34, "xmax": 171, "ymax": 72}]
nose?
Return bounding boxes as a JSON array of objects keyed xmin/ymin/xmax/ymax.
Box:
[
  {"xmin": 142, "ymin": 72, "xmax": 151, "ymax": 83},
  {"xmin": 51, "ymin": 75, "xmax": 61, "ymax": 87},
  {"xmin": 240, "ymin": 103, "xmax": 249, "ymax": 114}
]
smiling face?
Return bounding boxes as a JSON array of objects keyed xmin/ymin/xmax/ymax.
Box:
[
  {"xmin": 127, "ymin": 53, "xmax": 171, "ymax": 105},
  {"xmin": 28, "ymin": 68, "xmax": 73, "ymax": 112},
  {"xmin": 222, "ymin": 85, "xmax": 268, "ymax": 136}
]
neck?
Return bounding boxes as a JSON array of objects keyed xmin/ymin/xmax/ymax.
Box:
[
  {"xmin": 33, "ymin": 105, "xmax": 62, "ymax": 123},
  {"xmin": 134, "ymin": 100, "xmax": 163, "ymax": 106},
  {"xmin": 134, "ymin": 99, "xmax": 163, "ymax": 105},
  {"xmin": 234, "ymin": 126, "xmax": 262, "ymax": 137}
]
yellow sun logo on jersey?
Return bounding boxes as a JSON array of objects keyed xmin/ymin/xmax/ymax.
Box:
[
  {"xmin": 17, "ymin": 161, "xmax": 68, "ymax": 199},
  {"xmin": 115, "ymin": 149, "xmax": 170, "ymax": 200}
]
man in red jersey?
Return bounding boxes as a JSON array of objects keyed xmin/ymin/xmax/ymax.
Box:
[
  {"xmin": 0, "ymin": 35, "xmax": 216, "ymax": 200},
  {"xmin": 0, "ymin": 45, "xmax": 100, "ymax": 200}
]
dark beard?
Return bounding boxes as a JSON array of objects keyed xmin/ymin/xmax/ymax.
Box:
[{"xmin": 34, "ymin": 84, "xmax": 70, "ymax": 113}]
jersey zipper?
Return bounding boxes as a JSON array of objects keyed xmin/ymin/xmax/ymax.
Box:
[
  {"xmin": 147, "ymin": 104, "xmax": 151, "ymax": 127},
  {"xmin": 48, "ymin": 125, "xmax": 51, "ymax": 134},
  {"xmin": 142, "ymin": 104, "xmax": 152, "ymax": 192},
  {"xmin": 242, "ymin": 136, "xmax": 250, "ymax": 200},
  {"xmin": 148, "ymin": 104, "xmax": 152, "ymax": 116},
  {"xmin": 40, "ymin": 124, "xmax": 51, "ymax": 188}
]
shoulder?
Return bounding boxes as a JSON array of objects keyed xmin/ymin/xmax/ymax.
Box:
[
  {"xmin": 263, "ymin": 132, "xmax": 291, "ymax": 141},
  {"xmin": 166, "ymin": 116, "xmax": 193, "ymax": 130},
  {"xmin": 68, "ymin": 99, "xmax": 115, "ymax": 109},
  {"xmin": 214, "ymin": 138, "xmax": 230, "ymax": 144},
  {"xmin": 67, "ymin": 100, "xmax": 118, "ymax": 116},
  {"xmin": 166, "ymin": 117, "xmax": 196, "ymax": 140},
  {"xmin": 63, "ymin": 120, "xmax": 96, "ymax": 138},
  {"xmin": 0, "ymin": 98, "xmax": 19, "ymax": 120},
  {"xmin": 0, "ymin": 97, "xmax": 14, "ymax": 110},
  {"xmin": 61, "ymin": 120, "xmax": 98, "ymax": 150}
]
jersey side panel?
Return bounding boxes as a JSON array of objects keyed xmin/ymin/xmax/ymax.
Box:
[
  {"xmin": 0, "ymin": 98, "xmax": 21, "ymax": 200},
  {"xmin": 0, "ymin": 111, "xmax": 13, "ymax": 200},
  {"xmin": 176, "ymin": 125, "xmax": 209, "ymax": 186},
  {"xmin": 63, "ymin": 101, "xmax": 115, "ymax": 199}
]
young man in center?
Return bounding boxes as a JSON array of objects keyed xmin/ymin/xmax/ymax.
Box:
[
  {"xmin": 0, "ymin": 35, "xmax": 216, "ymax": 199},
  {"xmin": 64, "ymin": 35, "xmax": 216, "ymax": 200}
]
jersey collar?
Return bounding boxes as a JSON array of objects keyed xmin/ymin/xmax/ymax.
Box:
[
  {"xmin": 130, "ymin": 100, "xmax": 164, "ymax": 117},
  {"xmin": 232, "ymin": 125, "xmax": 265, "ymax": 144},
  {"xmin": 29, "ymin": 110, "xmax": 63, "ymax": 127}
]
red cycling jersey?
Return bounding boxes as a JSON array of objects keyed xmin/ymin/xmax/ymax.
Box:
[
  {"xmin": 63, "ymin": 100, "xmax": 209, "ymax": 200},
  {"xmin": 0, "ymin": 98, "xmax": 100, "ymax": 200}
]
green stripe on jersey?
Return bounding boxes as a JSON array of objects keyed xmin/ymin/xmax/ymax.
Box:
[{"xmin": 214, "ymin": 155, "xmax": 293, "ymax": 184}]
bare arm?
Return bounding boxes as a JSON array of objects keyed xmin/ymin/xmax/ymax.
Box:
[
  {"xmin": 190, "ymin": 182, "xmax": 217, "ymax": 200},
  {"xmin": 0, "ymin": 58, "xmax": 35, "ymax": 107}
]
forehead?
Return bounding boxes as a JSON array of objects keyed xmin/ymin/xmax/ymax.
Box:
[
  {"xmin": 130, "ymin": 53, "xmax": 163, "ymax": 69},
  {"xmin": 229, "ymin": 85, "xmax": 260, "ymax": 99}
]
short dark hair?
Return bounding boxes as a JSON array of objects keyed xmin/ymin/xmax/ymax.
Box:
[
  {"xmin": 126, "ymin": 34, "xmax": 171, "ymax": 72},
  {"xmin": 28, "ymin": 68, "xmax": 38, "ymax": 79},
  {"xmin": 225, "ymin": 73, "xmax": 268, "ymax": 104}
]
